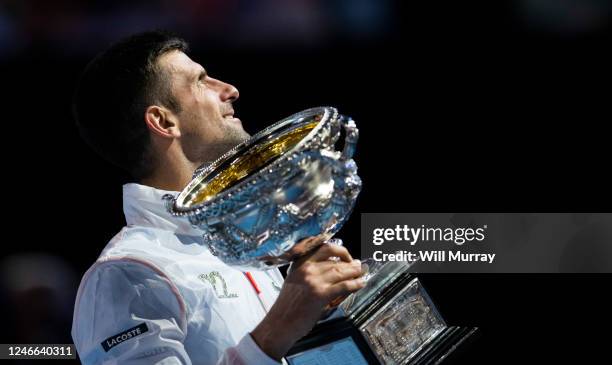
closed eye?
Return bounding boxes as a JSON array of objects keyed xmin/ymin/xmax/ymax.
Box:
[{"xmin": 197, "ymin": 70, "xmax": 207, "ymax": 83}]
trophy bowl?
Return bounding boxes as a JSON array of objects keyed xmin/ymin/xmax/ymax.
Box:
[{"xmin": 164, "ymin": 107, "xmax": 361, "ymax": 270}]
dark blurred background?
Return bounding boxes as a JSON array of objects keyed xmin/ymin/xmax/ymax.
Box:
[{"xmin": 1, "ymin": 0, "xmax": 611, "ymax": 363}]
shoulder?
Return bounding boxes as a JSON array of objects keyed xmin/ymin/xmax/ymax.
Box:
[
  {"xmin": 72, "ymin": 257, "xmax": 188, "ymax": 335},
  {"xmin": 71, "ymin": 257, "xmax": 192, "ymax": 364},
  {"xmin": 72, "ymin": 256, "xmax": 190, "ymax": 360},
  {"xmin": 99, "ymin": 225, "xmax": 174, "ymax": 256}
]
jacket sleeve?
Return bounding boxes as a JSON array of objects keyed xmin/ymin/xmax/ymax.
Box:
[
  {"xmin": 217, "ymin": 333, "xmax": 281, "ymax": 365},
  {"xmin": 72, "ymin": 259, "xmax": 280, "ymax": 365}
]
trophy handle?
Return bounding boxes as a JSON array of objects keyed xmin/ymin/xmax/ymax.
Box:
[{"xmin": 339, "ymin": 116, "xmax": 359, "ymax": 161}]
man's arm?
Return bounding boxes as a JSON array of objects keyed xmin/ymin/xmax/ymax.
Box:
[
  {"xmin": 73, "ymin": 245, "xmax": 363, "ymax": 364},
  {"xmin": 72, "ymin": 259, "xmax": 192, "ymax": 365},
  {"xmin": 251, "ymin": 243, "xmax": 365, "ymax": 360},
  {"xmin": 73, "ymin": 258, "xmax": 288, "ymax": 365}
]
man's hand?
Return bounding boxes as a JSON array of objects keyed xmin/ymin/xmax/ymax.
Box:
[{"xmin": 251, "ymin": 242, "xmax": 365, "ymax": 361}]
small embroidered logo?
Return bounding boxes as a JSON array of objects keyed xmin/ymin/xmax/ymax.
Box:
[
  {"xmin": 101, "ymin": 323, "xmax": 149, "ymax": 352},
  {"xmin": 198, "ymin": 271, "xmax": 238, "ymax": 298}
]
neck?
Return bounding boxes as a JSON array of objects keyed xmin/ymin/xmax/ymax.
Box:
[
  {"xmin": 141, "ymin": 171, "xmax": 192, "ymax": 193},
  {"xmin": 140, "ymin": 165, "xmax": 194, "ymax": 192},
  {"xmin": 140, "ymin": 147, "xmax": 200, "ymax": 192}
]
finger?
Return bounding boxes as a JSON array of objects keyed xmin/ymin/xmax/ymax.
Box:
[
  {"xmin": 309, "ymin": 243, "xmax": 353, "ymax": 263},
  {"xmin": 289, "ymin": 235, "xmax": 329, "ymax": 260},
  {"xmin": 304, "ymin": 258, "xmax": 360, "ymax": 272},
  {"xmin": 326, "ymin": 238, "xmax": 343, "ymax": 246},
  {"xmin": 326, "ymin": 277, "xmax": 366, "ymax": 300},
  {"xmin": 321, "ymin": 261, "xmax": 363, "ymax": 284}
]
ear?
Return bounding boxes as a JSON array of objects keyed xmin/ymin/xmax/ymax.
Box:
[{"xmin": 144, "ymin": 105, "xmax": 181, "ymax": 138}]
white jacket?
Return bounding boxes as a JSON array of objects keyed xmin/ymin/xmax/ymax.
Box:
[{"xmin": 72, "ymin": 183, "xmax": 284, "ymax": 365}]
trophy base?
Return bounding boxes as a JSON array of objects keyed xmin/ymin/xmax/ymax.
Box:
[
  {"xmin": 285, "ymin": 269, "xmax": 478, "ymax": 365},
  {"xmin": 286, "ymin": 323, "xmax": 477, "ymax": 365}
]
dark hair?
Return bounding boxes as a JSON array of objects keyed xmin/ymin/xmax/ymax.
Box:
[{"xmin": 73, "ymin": 30, "xmax": 189, "ymax": 179}]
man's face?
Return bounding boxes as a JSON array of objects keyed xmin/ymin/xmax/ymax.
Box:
[{"xmin": 158, "ymin": 50, "xmax": 250, "ymax": 164}]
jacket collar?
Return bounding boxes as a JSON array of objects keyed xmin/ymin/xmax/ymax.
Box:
[{"xmin": 122, "ymin": 183, "xmax": 203, "ymax": 237}]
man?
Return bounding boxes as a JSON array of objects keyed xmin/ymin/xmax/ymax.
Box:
[{"xmin": 71, "ymin": 31, "xmax": 365, "ymax": 364}]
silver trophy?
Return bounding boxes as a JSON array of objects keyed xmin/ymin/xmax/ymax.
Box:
[
  {"xmin": 164, "ymin": 106, "xmax": 361, "ymax": 270},
  {"xmin": 165, "ymin": 107, "xmax": 476, "ymax": 364}
]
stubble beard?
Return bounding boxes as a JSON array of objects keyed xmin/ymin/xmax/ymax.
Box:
[
  {"xmin": 209, "ymin": 126, "xmax": 250, "ymax": 161},
  {"xmin": 186, "ymin": 122, "xmax": 251, "ymax": 168}
]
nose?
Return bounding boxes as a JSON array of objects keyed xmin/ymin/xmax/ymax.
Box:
[{"xmin": 212, "ymin": 77, "xmax": 239, "ymax": 102}]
